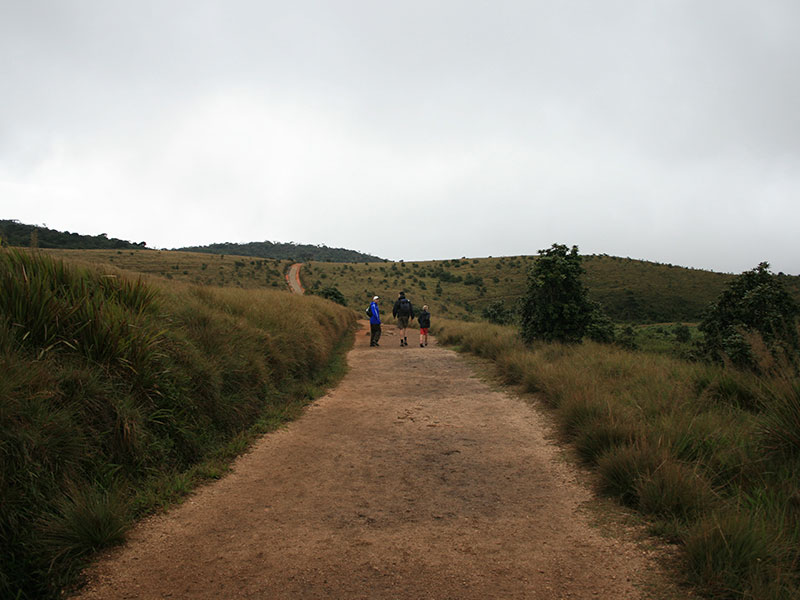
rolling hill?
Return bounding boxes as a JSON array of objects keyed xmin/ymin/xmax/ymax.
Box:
[
  {"xmin": 23, "ymin": 223, "xmax": 799, "ymax": 324},
  {"xmin": 301, "ymin": 254, "xmax": 800, "ymax": 324}
]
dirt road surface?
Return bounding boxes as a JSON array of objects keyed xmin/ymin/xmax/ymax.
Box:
[
  {"xmin": 287, "ymin": 263, "xmax": 305, "ymax": 294},
  {"xmin": 74, "ymin": 322, "xmax": 684, "ymax": 600}
]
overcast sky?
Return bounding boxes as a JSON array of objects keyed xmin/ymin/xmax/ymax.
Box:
[{"xmin": 2, "ymin": 1, "xmax": 799, "ymax": 274}]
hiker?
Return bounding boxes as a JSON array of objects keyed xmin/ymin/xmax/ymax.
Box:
[
  {"xmin": 418, "ymin": 304, "xmax": 431, "ymax": 347},
  {"xmin": 368, "ymin": 295, "xmax": 381, "ymax": 347},
  {"xmin": 392, "ymin": 291, "xmax": 414, "ymax": 346}
]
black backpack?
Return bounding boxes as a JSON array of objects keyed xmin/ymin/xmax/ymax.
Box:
[{"xmin": 398, "ymin": 298, "xmax": 411, "ymax": 316}]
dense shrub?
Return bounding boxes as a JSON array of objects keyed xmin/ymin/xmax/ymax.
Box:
[{"xmin": 699, "ymin": 262, "xmax": 800, "ymax": 370}]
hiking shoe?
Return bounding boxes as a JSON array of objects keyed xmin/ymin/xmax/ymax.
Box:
[{"xmin": 420, "ymin": 343, "xmax": 424, "ymax": 347}]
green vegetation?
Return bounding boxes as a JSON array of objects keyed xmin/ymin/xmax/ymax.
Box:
[
  {"xmin": 41, "ymin": 248, "xmax": 292, "ymax": 290},
  {"xmin": 0, "ymin": 248, "xmax": 355, "ymax": 599},
  {"xmin": 311, "ymin": 285, "xmax": 348, "ymax": 306},
  {"xmin": 520, "ymin": 244, "xmax": 603, "ymax": 344},
  {"xmin": 176, "ymin": 240, "xmax": 383, "ymax": 263},
  {"xmin": 1, "ymin": 219, "xmax": 145, "ymax": 250},
  {"xmin": 435, "ymin": 318, "xmax": 800, "ymax": 599},
  {"xmin": 303, "ymin": 255, "xmax": 800, "ymax": 326},
  {"xmin": 699, "ymin": 262, "xmax": 800, "ymax": 370}
]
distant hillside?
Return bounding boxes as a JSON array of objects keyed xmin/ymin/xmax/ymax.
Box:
[
  {"xmin": 175, "ymin": 241, "xmax": 384, "ymax": 263},
  {"xmin": 0, "ymin": 219, "xmax": 146, "ymax": 250},
  {"xmin": 302, "ymin": 254, "xmax": 800, "ymax": 324}
]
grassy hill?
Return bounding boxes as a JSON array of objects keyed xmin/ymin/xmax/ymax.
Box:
[
  {"xmin": 41, "ymin": 248, "xmax": 293, "ymax": 289},
  {"xmin": 303, "ymin": 255, "xmax": 800, "ymax": 324},
  {"xmin": 39, "ymin": 248, "xmax": 800, "ymax": 325}
]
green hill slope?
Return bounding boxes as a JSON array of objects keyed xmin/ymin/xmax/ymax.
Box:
[{"xmin": 302, "ymin": 255, "xmax": 800, "ymax": 324}]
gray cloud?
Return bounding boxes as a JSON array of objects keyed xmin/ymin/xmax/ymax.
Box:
[{"xmin": 2, "ymin": 1, "xmax": 799, "ymax": 273}]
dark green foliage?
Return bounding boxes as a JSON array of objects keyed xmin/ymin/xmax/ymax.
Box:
[
  {"xmin": 674, "ymin": 323, "xmax": 691, "ymax": 343},
  {"xmin": 520, "ymin": 244, "xmax": 593, "ymax": 344},
  {"xmin": 314, "ymin": 286, "xmax": 348, "ymax": 306},
  {"xmin": 481, "ymin": 300, "xmax": 514, "ymax": 325},
  {"xmin": 699, "ymin": 262, "xmax": 800, "ymax": 370},
  {"xmin": 585, "ymin": 303, "xmax": 616, "ymax": 343},
  {"xmin": 0, "ymin": 219, "xmax": 145, "ymax": 249},
  {"xmin": 616, "ymin": 325, "xmax": 638, "ymax": 350},
  {"xmin": 429, "ymin": 266, "xmax": 462, "ymax": 283},
  {"xmin": 177, "ymin": 240, "xmax": 382, "ymax": 263}
]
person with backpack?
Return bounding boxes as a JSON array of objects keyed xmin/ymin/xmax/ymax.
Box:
[
  {"xmin": 392, "ymin": 291, "xmax": 414, "ymax": 346},
  {"xmin": 418, "ymin": 304, "xmax": 431, "ymax": 347},
  {"xmin": 367, "ymin": 296, "xmax": 381, "ymax": 347}
]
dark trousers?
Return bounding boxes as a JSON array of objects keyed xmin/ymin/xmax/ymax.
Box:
[{"xmin": 370, "ymin": 323, "xmax": 382, "ymax": 346}]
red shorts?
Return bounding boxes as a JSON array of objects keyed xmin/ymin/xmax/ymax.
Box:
[{"xmin": 420, "ymin": 328, "xmax": 429, "ymax": 335}]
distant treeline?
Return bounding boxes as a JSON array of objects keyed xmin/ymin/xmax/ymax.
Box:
[
  {"xmin": 0, "ymin": 220, "xmax": 145, "ymax": 250},
  {"xmin": 176, "ymin": 240, "xmax": 384, "ymax": 263}
]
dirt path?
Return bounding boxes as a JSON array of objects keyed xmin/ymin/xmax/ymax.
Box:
[
  {"xmin": 74, "ymin": 322, "xmax": 683, "ymax": 599},
  {"xmin": 286, "ymin": 263, "xmax": 305, "ymax": 294}
]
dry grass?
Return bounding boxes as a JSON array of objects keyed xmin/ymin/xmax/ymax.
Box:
[{"xmin": 41, "ymin": 248, "xmax": 292, "ymax": 289}]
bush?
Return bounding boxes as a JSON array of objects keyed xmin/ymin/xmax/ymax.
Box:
[
  {"xmin": 636, "ymin": 461, "xmax": 715, "ymax": 521},
  {"xmin": 482, "ymin": 299, "xmax": 514, "ymax": 325},
  {"xmin": 674, "ymin": 323, "xmax": 691, "ymax": 343},
  {"xmin": 314, "ymin": 285, "xmax": 348, "ymax": 306},
  {"xmin": 684, "ymin": 512, "xmax": 779, "ymax": 598},
  {"xmin": 597, "ymin": 442, "xmax": 665, "ymax": 507},
  {"xmin": 585, "ymin": 303, "xmax": 616, "ymax": 343},
  {"xmin": 699, "ymin": 262, "xmax": 800, "ymax": 370}
]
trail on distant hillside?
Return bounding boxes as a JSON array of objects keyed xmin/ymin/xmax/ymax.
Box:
[
  {"xmin": 73, "ymin": 322, "xmax": 687, "ymax": 600},
  {"xmin": 287, "ymin": 262, "xmax": 304, "ymax": 294}
]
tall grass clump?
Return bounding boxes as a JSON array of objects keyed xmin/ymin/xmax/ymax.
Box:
[
  {"xmin": 434, "ymin": 317, "xmax": 800, "ymax": 599},
  {"xmin": 0, "ymin": 248, "xmax": 356, "ymax": 599}
]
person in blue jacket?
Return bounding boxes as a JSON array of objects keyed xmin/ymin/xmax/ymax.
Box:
[{"xmin": 368, "ymin": 295, "xmax": 381, "ymax": 347}]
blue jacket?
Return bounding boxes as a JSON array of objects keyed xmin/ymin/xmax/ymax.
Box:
[{"xmin": 369, "ymin": 301, "xmax": 381, "ymax": 325}]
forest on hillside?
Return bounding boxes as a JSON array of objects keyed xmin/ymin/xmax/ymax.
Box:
[
  {"xmin": 176, "ymin": 240, "xmax": 384, "ymax": 263},
  {"xmin": 0, "ymin": 220, "xmax": 146, "ymax": 250}
]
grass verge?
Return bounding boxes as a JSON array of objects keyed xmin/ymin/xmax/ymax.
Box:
[{"xmin": 0, "ymin": 248, "xmax": 356, "ymax": 599}]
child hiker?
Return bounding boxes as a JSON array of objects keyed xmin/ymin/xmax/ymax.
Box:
[{"xmin": 418, "ymin": 304, "xmax": 431, "ymax": 347}]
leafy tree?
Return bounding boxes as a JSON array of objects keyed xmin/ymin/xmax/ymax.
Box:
[
  {"xmin": 699, "ymin": 262, "xmax": 800, "ymax": 369},
  {"xmin": 520, "ymin": 244, "xmax": 594, "ymax": 344}
]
